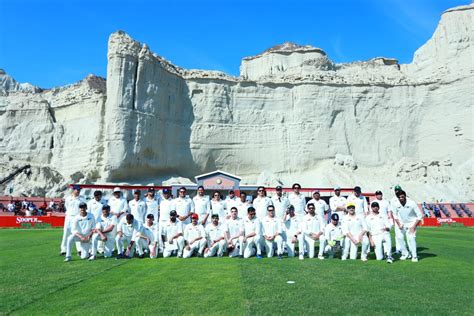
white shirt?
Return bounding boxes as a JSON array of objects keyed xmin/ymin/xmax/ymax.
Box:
[
  {"xmin": 235, "ymin": 200, "xmax": 252, "ymax": 218},
  {"xmin": 141, "ymin": 222, "xmax": 160, "ymax": 243},
  {"xmin": 117, "ymin": 217, "xmax": 141, "ymax": 238},
  {"xmin": 307, "ymin": 198, "xmax": 329, "ymax": 219},
  {"xmin": 71, "ymin": 213, "xmax": 96, "ymax": 236},
  {"xmin": 226, "ymin": 217, "xmax": 244, "ymax": 239},
  {"xmin": 243, "ymin": 217, "xmax": 261, "ymax": 237},
  {"xmin": 392, "ymin": 198, "xmax": 422, "ymax": 226},
  {"xmin": 210, "ymin": 200, "xmax": 227, "ymax": 219},
  {"xmin": 193, "ymin": 195, "xmax": 211, "ymax": 220},
  {"xmin": 261, "ymin": 216, "xmax": 282, "ymax": 237},
  {"xmin": 184, "ymin": 223, "xmax": 206, "ymax": 243},
  {"xmin": 288, "ymin": 192, "xmax": 306, "ymax": 217},
  {"xmin": 253, "ymin": 196, "xmax": 273, "ymax": 220},
  {"xmin": 329, "ymin": 195, "xmax": 347, "ymax": 212},
  {"xmin": 108, "ymin": 196, "xmax": 128, "ymax": 218},
  {"xmin": 65, "ymin": 195, "xmax": 84, "ymax": 217},
  {"xmin": 302, "ymin": 213, "xmax": 325, "ymax": 235},
  {"xmin": 159, "ymin": 197, "xmax": 174, "ymax": 222},
  {"xmin": 225, "ymin": 197, "xmax": 239, "ymax": 213},
  {"xmin": 129, "ymin": 199, "xmax": 147, "ymax": 224},
  {"xmin": 145, "ymin": 196, "xmax": 159, "ymax": 221},
  {"xmin": 347, "ymin": 194, "xmax": 369, "ymax": 216},
  {"xmin": 342, "ymin": 214, "xmax": 368, "ymax": 236},
  {"xmin": 325, "ymin": 223, "xmax": 344, "ymax": 241},
  {"xmin": 205, "ymin": 223, "xmax": 226, "ymax": 242},
  {"xmin": 284, "ymin": 215, "xmax": 303, "ymax": 238},
  {"xmin": 173, "ymin": 197, "xmax": 194, "ymax": 224},
  {"xmin": 366, "ymin": 213, "xmax": 392, "ymax": 236},
  {"xmin": 272, "ymin": 195, "xmax": 290, "ymax": 219},
  {"xmin": 87, "ymin": 199, "xmax": 103, "ymax": 221},
  {"xmin": 373, "ymin": 198, "xmax": 391, "ymax": 218},
  {"xmin": 96, "ymin": 214, "xmax": 117, "ymax": 236},
  {"xmin": 161, "ymin": 220, "xmax": 184, "ymax": 241}
]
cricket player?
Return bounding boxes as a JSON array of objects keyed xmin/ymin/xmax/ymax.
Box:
[
  {"xmin": 145, "ymin": 188, "xmax": 160, "ymax": 221},
  {"xmin": 390, "ymin": 185, "xmax": 404, "ymax": 254},
  {"xmin": 210, "ymin": 191, "xmax": 227, "ymax": 221},
  {"xmin": 116, "ymin": 214, "xmax": 142, "ymax": 259},
  {"xmin": 159, "ymin": 188, "xmax": 174, "ymax": 226},
  {"xmin": 302, "ymin": 203, "xmax": 326, "ymax": 260},
  {"xmin": 225, "ymin": 207, "xmax": 244, "ymax": 257},
  {"xmin": 253, "ymin": 186, "xmax": 273, "ymax": 220},
  {"xmin": 60, "ymin": 185, "xmax": 84, "ymax": 255},
  {"xmin": 342, "ymin": 203, "xmax": 369, "ymax": 261},
  {"xmin": 392, "ymin": 190, "xmax": 422, "ymax": 262},
  {"xmin": 109, "ymin": 187, "xmax": 128, "ymax": 221},
  {"xmin": 129, "ymin": 190, "xmax": 147, "ymax": 224},
  {"xmin": 225, "ymin": 190, "xmax": 239, "ymax": 213},
  {"xmin": 193, "ymin": 186, "xmax": 210, "ymax": 225},
  {"xmin": 90, "ymin": 205, "xmax": 117, "ymax": 260},
  {"xmin": 235, "ymin": 192, "xmax": 252, "ymax": 218},
  {"xmin": 324, "ymin": 213, "xmax": 345, "ymax": 258},
  {"xmin": 87, "ymin": 190, "xmax": 104, "ymax": 221},
  {"xmin": 306, "ymin": 190, "xmax": 329, "ymax": 222},
  {"xmin": 346, "ymin": 186, "xmax": 369, "ymax": 216},
  {"xmin": 329, "ymin": 186, "xmax": 347, "ymax": 223},
  {"xmin": 183, "ymin": 213, "xmax": 207, "ymax": 258},
  {"xmin": 366, "ymin": 202, "xmax": 393, "ymax": 263},
  {"xmin": 272, "ymin": 186, "xmax": 290, "ymax": 220},
  {"xmin": 174, "ymin": 187, "xmax": 194, "ymax": 224},
  {"xmin": 373, "ymin": 190, "xmax": 391, "ymax": 219},
  {"xmin": 64, "ymin": 202, "xmax": 95, "ymax": 262},
  {"xmin": 261, "ymin": 205, "xmax": 284, "ymax": 259},
  {"xmin": 242, "ymin": 207, "xmax": 263, "ymax": 259},
  {"xmin": 288, "ymin": 183, "xmax": 306, "ymax": 218},
  {"xmin": 161, "ymin": 210, "xmax": 185, "ymax": 258},
  {"xmin": 282, "ymin": 205, "xmax": 304, "ymax": 259},
  {"xmin": 204, "ymin": 214, "xmax": 227, "ymax": 258},
  {"xmin": 135, "ymin": 214, "xmax": 160, "ymax": 259}
]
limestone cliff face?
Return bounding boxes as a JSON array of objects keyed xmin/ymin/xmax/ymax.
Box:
[{"xmin": 0, "ymin": 4, "xmax": 472, "ymax": 200}]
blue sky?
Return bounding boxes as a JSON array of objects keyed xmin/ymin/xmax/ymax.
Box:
[{"xmin": 0, "ymin": 0, "xmax": 469, "ymax": 88}]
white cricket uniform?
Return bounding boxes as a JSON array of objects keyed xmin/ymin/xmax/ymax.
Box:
[
  {"xmin": 366, "ymin": 213, "xmax": 393, "ymax": 260},
  {"xmin": 193, "ymin": 195, "xmax": 211, "ymax": 225},
  {"xmin": 392, "ymin": 198, "xmax": 423, "ymax": 258},
  {"xmin": 225, "ymin": 197, "xmax": 239, "ymax": 214},
  {"xmin": 288, "ymin": 193, "xmax": 307, "ymax": 218},
  {"xmin": 347, "ymin": 194, "xmax": 369, "ymax": 216},
  {"xmin": 204, "ymin": 223, "xmax": 227, "ymax": 257},
  {"xmin": 174, "ymin": 197, "xmax": 194, "ymax": 224},
  {"xmin": 61, "ymin": 195, "xmax": 85, "ymax": 253},
  {"xmin": 159, "ymin": 197, "xmax": 174, "ymax": 224},
  {"xmin": 116, "ymin": 218, "xmax": 141, "ymax": 257},
  {"xmin": 183, "ymin": 223, "xmax": 206, "ymax": 258},
  {"xmin": 145, "ymin": 196, "xmax": 160, "ymax": 222},
  {"xmin": 374, "ymin": 198, "xmax": 391, "ymax": 219},
  {"xmin": 66, "ymin": 213, "xmax": 96, "ymax": 259},
  {"xmin": 301, "ymin": 214, "xmax": 326, "ymax": 258},
  {"xmin": 108, "ymin": 196, "xmax": 128, "ymax": 221},
  {"xmin": 324, "ymin": 222, "xmax": 345, "ymax": 257},
  {"xmin": 342, "ymin": 214, "xmax": 369, "ymax": 260},
  {"xmin": 329, "ymin": 195, "xmax": 347, "ymax": 221},
  {"xmin": 136, "ymin": 222, "xmax": 160, "ymax": 258},
  {"xmin": 160, "ymin": 220, "xmax": 185, "ymax": 257},
  {"xmin": 235, "ymin": 200, "xmax": 252, "ymax": 219},
  {"xmin": 253, "ymin": 196, "xmax": 273, "ymax": 220},
  {"xmin": 390, "ymin": 196, "xmax": 403, "ymax": 252},
  {"xmin": 272, "ymin": 195, "xmax": 290, "ymax": 220},
  {"xmin": 283, "ymin": 215, "xmax": 304, "ymax": 257},
  {"xmin": 129, "ymin": 199, "xmax": 147, "ymax": 224},
  {"xmin": 307, "ymin": 198, "xmax": 329, "ymax": 221},
  {"xmin": 210, "ymin": 199, "xmax": 227, "ymax": 222},
  {"xmin": 242, "ymin": 217, "xmax": 262, "ymax": 258},
  {"xmin": 87, "ymin": 199, "xmax": 103, "ymax": 222},
  {"xmin": 91, "ymin": 214, "xmax": 117, "ymax": 258},
  {"xmin": 261, "ymin": 216, "xmax": 284, "ymax": 257},
  {"xmin": 226, "ymin": 217, "xmax": 244, "ymax": 257}
]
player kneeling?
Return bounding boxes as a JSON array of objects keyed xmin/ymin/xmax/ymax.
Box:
[
  {"xmin": 90, "ymin": 205, "xmax": 116, "ymax": 260},
  {"xmin": 135, "ymin": 214, "xmax": 161, "ymax": 258},
  {"xmin": 64, "ymin": 202, "xmax": 95, "ymax": 262},
  {"xmin": 204, "ymin": 214, "xmax": 227, "ymax": 257},
  {"xmin": 183, "ymin": 213, "xmax": 207, "ymax": 258},
  {"xmin": 282, "ymin": 205, "xmax": 304, "ymax": 259},
  {"xmin": 242, "ymin": 207, "xmax": 263, "ymax": 259},
  {"xmin": 161, "ymin": 210, "xmax": 185, "ymax": 258},
  {"xmin": 366, "ymin": 202, "xmax": 393, "ymax": 263},
  {"xmin": 116, "ymin": 214, "xmax": 141, "ymax": 259},
  {"xmin": 324, "ymin": 213, "xmax": 344, "ymax": 259}
]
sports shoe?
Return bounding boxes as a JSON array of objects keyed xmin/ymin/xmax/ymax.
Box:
[
  {"xmin": 88, "ymin": 256, "xmax": 96, "ymax": 261},
  {"xmin": 341, "ymin": 257, "xmax": 347, "ymax": 261},
  {"xmin": 361, "ymin": 257, "xmax": 368, "ymax": 262},
  {"xmin": 318, "ymin": 255, "xmax": 325, "ymax": 260},
  {"xmin": 256, "ymin": 254, "xmax": 263, "ymax": 259},
  {"xmin": 400, "ymin": 254, "xmax": 408, "ymax": 260},
  {"xmin": 411, "ymin": 257, "xmax": 418, "ymax": 262},
  {"xmin": 299, "ymin": 254, "xmax": 304, "ymax": 260},
  {"xmin": 138, "ymin": 254, "xmax": 145, "ymax": 259},
  {"xmin": 116, "ymin": 253, "xmax": 124, "ymax": 260},
  {"xmin": 64, "ymin": 256, "xmax": 72, "ymax": 262},
  {"xmin": 278, "ymin": 255, "xmax": 282, "ymax": 260},
  {"xmin": 60, "ymin": 252, "xmax": 66, "ymax": 256},
  {"xmin": 77, "ymin": 251, "xmax": 82, "ymax": 257},
  {"xmin": 386, "ymin": 257, "xmax": 393, "ymax": 264}
]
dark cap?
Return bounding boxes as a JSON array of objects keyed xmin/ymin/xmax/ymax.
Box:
[
  {"xmin": 375, "ymin": 190, "xmax": 383, "ymax": 195},
  {"xmin": 163, "ymin": 188, "xmax": 171, "ymax": 194},
  {"xmin": 354, "ymin": 186, "xmax": 361, "ymax": 193},
  {"xmin": 211, "ymin": 213, "xmax": 219, "ymax": 218},
  {"xmin": 169, "ymin": 210, "xmax": 177, "ymax": 216},
  {"xmin": 134, "ymin": 190, "xmax": 141, "ymax": 195},
  {"xmin": 371, "ymin": 201, "xmax": 380, "ymax": 208},
  {"xmin": 148, "ymin": 188, "xmax": 155, "ymax": 193},
  {"xmin": 331, "ymin": 213, "xmax": 339, "ymax": 221},
  {"xmin": 93, "ymin": 190, "xmax": 102, "ymax": 197},
  {"xmin": 72, "ymin": 185, "xmax": 81, "ymax": 191},
  {"xmin": 79, "ymin": 202, "xmax": 87, "ymax": 209},
  {"xmin": 102, "ymin": 205, "xmax": 110, "ymax": 211},
  {"xmin": 276, "ymin": 186, "xmax": 283, "ymax": 191}
]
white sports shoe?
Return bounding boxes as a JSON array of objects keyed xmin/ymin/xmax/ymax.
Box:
[
  {"xmin": 64, "ymin": 257, "xmax": 72, "ymax": 262},
  {"xmin": 386, "ymin": 257, "xmax": 393, "ymax": 264},
  {"xmin": 400, "ymin": 254, "xmax": 409, "ymax": 260},
  {"xmin": 361, "ymin": 257, "xmax": 368, "ymax": 262},
  {"xmin": 299, "ymin": 254, "xmax": 304, "ymax": 260},
  {"xmin": 88, "ymin": 256, "xmax": 96, "ymax": 261},
  {"xmin": 318, "ymin": 255, "xmax": 325, "ymax": 260},
  {"xmin": 411, "ymin": 257, "xmax": 418, "ymax": 262}
]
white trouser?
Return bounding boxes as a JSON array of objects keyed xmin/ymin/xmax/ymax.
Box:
[
  {"xmin": 372, "ymin": 232, "xmax": 392, "ymax": 260},
  {"xmin": 284, "ymin": 234, "xmax": 304, "ymax": 257},
  {"xmin": 61, "ymin": 215, "xmax": 81, "ymax": 253},
  {"xmin": 397, "ymin": 226, "xmax": 418, "ymax": 258},
  {"xmin": 91, "ymin": 233, "xmax": 115, "ymax": 257},
  {"xmin": 183, "ymin": 239, "xmax": 206, "ymax": 258},
  {"xmin": 304, "ymin": 234, "xmax": 325, "ymax": 258},
  {"xmin": 343, "ymin": 235, "xmax": 369, "ymax": 260},
  {"xmin": 66, "ymin": 235, "xmax": 91, "ymax": 259},
  {"xmin": 243, "ymin": 235, "xmax": 262, "ymax": 258},
  {"xmin": 228, "ymin": 236, "xmax": 244, "ymax": 257},
  {"xmin": 205, "ymin": 239, "xmax": 227, "ymax": 257},
  {"xmin": 163, "ymin": 237, "xmax": 185, "ymax": 258},
  {"xmin": 394, "ymin": 224, "xmax": 403, "ymax": 252},
  {"xmin": 264, "ymin": 235, "xmax": 283, "ymax": 257},
  {"xmin": 115, "ymin": 234, "xmax": 135, "ymax": 257}
]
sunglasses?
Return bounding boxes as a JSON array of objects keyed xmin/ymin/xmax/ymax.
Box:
[{"xmin": 258, "ymin": 189, "xmax": 264, "ymax": 192}]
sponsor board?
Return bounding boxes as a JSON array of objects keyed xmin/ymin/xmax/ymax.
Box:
[{"xmin": 0, "ymin": 216, "xmax": 65, "ymax": 228}]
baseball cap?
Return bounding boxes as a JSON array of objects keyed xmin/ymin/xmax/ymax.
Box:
[
  {"xmin": 169, "ymin": 210, "xmax": 177, "ymax": 216},
  {"xmin": 148, "ymin": 188, "xmax": 155, "ymax": 193},
  {"xmin": 375, "ymin": 190, "xmax": 383, "ymax": 195},
  {"xmin": 334, "ymin": 186, "xmax": 341, "ymax": 191},
  {"xmin": 113, "ymin": 187, "xmax": 121, "ymax": 192},
  {"xmin": 346, "ymin": 202, "xmax": 356, "ymax": 209},
  {"xmin": 191, "ymin": 213, "xmax": 199, "ymax": 219},
  {"xmin": 211, "ymin": 213, "xmax": 219, "ymax": 218},
  {"xmin": 354, "ymin": 186, "xmax": 362, "ymax": 193},
  {"xmin": 331, "ymin": 213, "xmax": 339, "ymax": 221},
  {"xmin": 276, "ymin": 186, "xmax": 283, "ymax": 191},
  {"xmin": 79, "ymin": 202, "xmax": 87, "ymax": 209},
  {"xmin": 72, "ymin": 185, "xmax": 81, "ymax": 191},
  {"xmin": 163, "ymin": 188, "xmax": 171, "ymax": 194},
  {"xmin": 287, "ymin": 205, "xmax": 295, "ymax": 212},
  {"xmin": 394, "ymin": 185, "xmax": 402, "ymax": 191},
  {"xmin": 371, "ymin": 201, "xmax": 380, "ymax": 208}
]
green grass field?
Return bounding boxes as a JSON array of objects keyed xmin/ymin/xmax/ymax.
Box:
[{"xmin": 1, "ymin": 227, "xmax": 473, "ymax": 315}]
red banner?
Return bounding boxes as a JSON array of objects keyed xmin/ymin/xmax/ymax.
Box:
[
  {"xmin": 421, "ymin": 217, "xmax": 474, "ymax": 227},
  {"xmin": 0, "ymin": 216, "xmax": 65, "ymax": 228}
]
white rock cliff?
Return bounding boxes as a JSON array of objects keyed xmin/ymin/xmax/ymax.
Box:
[{"xmin": 0, "ymin": 4, "xmax": 473, "ymax": 201}]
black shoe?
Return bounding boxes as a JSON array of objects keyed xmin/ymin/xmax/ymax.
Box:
[
  {"xmin": 138, "ymin": 254, "xmax": 145, "ymax": 259},
  {"xmin": 60, "ymin": 252, "xmax": 66, "ymax": 256},
  {"xmin": 116, "ymin": 253, "xmax": 124, "ymax": 260}
]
